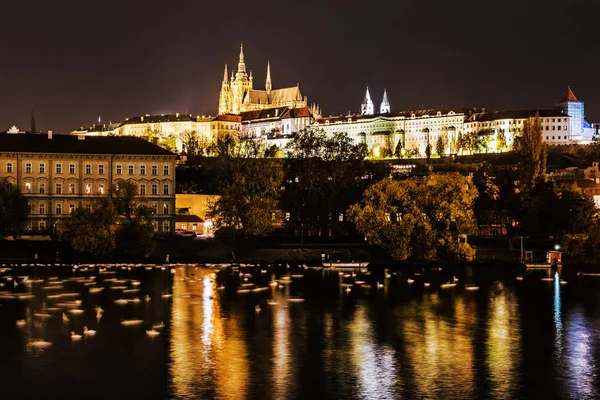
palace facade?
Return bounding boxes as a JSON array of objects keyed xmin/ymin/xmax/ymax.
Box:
[{"xmin": 0, "ymin": 133, "xmax": 177, "ymax": 235}]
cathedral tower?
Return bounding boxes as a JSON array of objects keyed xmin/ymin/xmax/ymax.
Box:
[
  {"xmin": 361, "ymin": 87, "xmax": 374, "ymax": 115},
  {"xmin": 380, "ymin": 88, "xmax": 390, "ymax": 114},
  {"xmin": 265, "ymin": 61, "xmax": 272, "ymax": 95},
  {"xmin": 218, "ymin": 64, "xmax": 231, "ymax": 115},
  {"xmin": 230, "ymin": 43, "xmax": 253, "ymax": 114}
]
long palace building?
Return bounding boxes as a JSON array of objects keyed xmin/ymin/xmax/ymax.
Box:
[
  {"xmin": 68, "ymin": 44, "xmax": 596, "ymax": 155},
  {"xmin": 0, "ymin": 133, "xmax": 177, "ymax": 235}
]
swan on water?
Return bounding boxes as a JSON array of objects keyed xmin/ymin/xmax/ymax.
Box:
[
  {"xmin": 146, "ymin": 329, "xmax": 160, "ymax": 337},
  {"xmin": 83, "ymin": 326, "xmax": 96, "ymax": 336},
  {"xmin": 70, "ymin": 331, "xmax": 82, "ymax": 341}
]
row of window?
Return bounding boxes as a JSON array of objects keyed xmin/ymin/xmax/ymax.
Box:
[
  {"xmin": 545, "ymin": 136, "xmax": 568, "ymax": 141},
  {"xmin": 23, "ymin": 182, "xmax": 170, "ymax": 195},
  {"xmin": 6, "ymin": 162, "xmax": 170, "ymax": 176},
  {"xmin": 35, "ymin": 202, "xmax": 172, "ymax": 215},
  {"xmin": 544, "ymin": 126, "xmax": 567, "ymax": 131},
  {"xmin": 30, "ymin": 219, "xmax": 171, "ymax": 232}
]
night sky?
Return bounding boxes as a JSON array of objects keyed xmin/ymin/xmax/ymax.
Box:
[{"xmin": 1, "ymin": 0, "xmax": 598, "ymax": 133}]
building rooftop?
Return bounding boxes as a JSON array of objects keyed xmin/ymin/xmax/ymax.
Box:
[
  {"xmin": 175, "ymin": 214, "xmax": 204, "ymax": 223},
  {"xmin": 560, "ymin": 86, "xmax": 580, "ymax": 103},
  {"xmin": 467, "ymin": 109, "xmax": 569, "ymax": 122},
  {"xmin": 0, "ymin": 133, "xmax": 176, "ymax": 156}
]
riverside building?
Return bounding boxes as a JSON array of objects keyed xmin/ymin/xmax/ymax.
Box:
[{"xmin": 0, "ymin": 133, "xmax": 177, "ymax": 236}]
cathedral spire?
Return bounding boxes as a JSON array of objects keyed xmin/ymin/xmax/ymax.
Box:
[
  {"xmin": 380, "ymin": 88, "xmax": 390, "ymax": 114},
  {"xmin": 361, "ymin": 87, "xmax": 374, "ymax": 115},
  {"xmin": 223, "ymin": 63, "xmax": 228, "ymax": 82},
  {"xmin": 265, "ymin": 61, "xmax": 272, "ymax": 95},
  {"xmin": 237, "ymin": 43, "xmax": 246, "ymax": 75}
]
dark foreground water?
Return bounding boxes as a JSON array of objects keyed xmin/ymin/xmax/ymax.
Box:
[{"xmin": 0, "ymin": 263, "xmax": 599, "ymax": 400}]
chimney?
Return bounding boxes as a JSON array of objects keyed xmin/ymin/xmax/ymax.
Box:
[
  {"xmin": 78, "ymin": 135, "xmax": 85, "ymax": 141},
  {"xmin": 47, "ymin": 130, "xmax": 53, "ymax": 139}
]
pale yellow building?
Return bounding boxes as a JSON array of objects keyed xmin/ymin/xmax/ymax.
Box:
[{"xmin": 0, "ymin": 133, "xmax": 177, "ymax": 235}]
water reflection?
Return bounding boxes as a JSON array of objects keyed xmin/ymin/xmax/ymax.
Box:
[
  {"xmin": 350, "ymin": 306, "xmax": 397, "ymax": 399},
  {"xmin": 2, "ymin": 264, "xmax": 600, "ymax": 399},
  {"xmin": 170, "ymin": 268, "xmax": 247, "ymax": 399},
  {"xmin": 553, "ymin": 272, "xmax": 563, "ymax": 359},
  {"xmin": 486, "ymin": 286, "xmax": 521, "ymax": 398},
  {"xmin": 403, "ymin": 294, "xmax": 476, "ymax": 398},
  {"xmin": 272, "ymin": 303, "xmax": 291, "ymax": 399},
  {"xmin": 565, "ymin": 310, "xmax": 598, "ymax": 399}
]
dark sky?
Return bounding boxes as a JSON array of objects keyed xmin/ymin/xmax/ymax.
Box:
[{"xmin": 1, "ymin": 0, "xmax": 598, "ymax": 133}]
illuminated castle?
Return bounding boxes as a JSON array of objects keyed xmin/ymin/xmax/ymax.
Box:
[{"xmin": 218, "ymin": 44, "xmax": 318, "ymax": 116}]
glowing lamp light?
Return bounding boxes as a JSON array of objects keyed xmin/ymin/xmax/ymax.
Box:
[{"xmin": 554, "ymin": 244, "xmax": 560, "ymax": 251}]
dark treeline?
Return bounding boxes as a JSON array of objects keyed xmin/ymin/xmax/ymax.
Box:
[{"xmin": 178, "ymin": 118, "xmax": 600, "ymax": 262}]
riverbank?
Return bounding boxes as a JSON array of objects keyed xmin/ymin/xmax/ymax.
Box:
[{"xmin": 1, "ymin": 236, "xmax": 598, "ymax": 268}]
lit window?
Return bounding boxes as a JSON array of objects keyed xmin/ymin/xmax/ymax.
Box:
[
  {"xmin": 69, "ymin": 204, "xmax": 75, "ymax": 214},
  {"xmin": 25, "ymin": 182, "xmax": 32, "ymax": 193},
  {"xmin": 55, "ymin": 163, "xmax": 62, "ymax": 174},
  {"xmin": 99, "ymin": 184, "xmax": 105, "ymax": 194},
  {"xmin": 163, "ymin": 204, "xmax": 169, "ymax": 215},
  {"xmin": 69, "ymin": 183, "xmax": 75, "ymax": 194},
  {"xmin": 86, "ymin": 184, "xmax": 91, "ymax": 194},
  {"xmin": 152, "ymin": 204, "xmax": 157, "ymax": 214}
]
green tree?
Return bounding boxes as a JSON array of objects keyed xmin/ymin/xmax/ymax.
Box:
[
  {"xmin": 209, "ymin": 134, "xmax": 284, "ymax": 237},
  {"xmin": 283, "ymin": 128, "xmax": 368, "ymax": 236},
  {"xmin": 64, "ymin": 197, "xmax": 117, "ymax": 258},
  {"xmin": 181, "ymin": 130, "xmax": 200, "ymax": 158},
  {"xmin": 0, "ymin": 178, "xmax": 29, "ymax": 236},
  {"xmin": 64, "ymin": 181, "xmax": 155, "ymax": 257},
  {"xmin": 435, "ymin": 135, "xmax": 446, "ymax": 156},
  {"xmin": 349, "ymin": 172, "xmax": 478, "ymax": 261},
  {"xmin": 517, "ymin": 113, "xmax": 547, "ymax": 188},
  {"xmin": 111, "ymin": 181, "xmax": 156, "ymax": 256},
  {"xmin": 496, "ymin": 129, "xmax": 507, "ymax": 152}
]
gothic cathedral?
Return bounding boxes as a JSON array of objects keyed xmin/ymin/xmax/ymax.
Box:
[{"xmin": 218, "ymin": 44, "xmax": 316, "ymax": 116}]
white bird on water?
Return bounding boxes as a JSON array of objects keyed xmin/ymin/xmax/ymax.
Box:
[
  {"xmin": 146, "ymin": 329, "xmax": 160, "ymax": 337},
  {"xmin": 70, "ymin": 331, "xmax": 82, "ymax": 341},
  {"xmin": 83, "ymin": 326, "xmax": 96, "ymax": 336}
]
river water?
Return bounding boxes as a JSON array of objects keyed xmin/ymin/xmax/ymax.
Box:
[{"xmin": 0, "ymin": 264, "xmax": 599, "ymax": 399}]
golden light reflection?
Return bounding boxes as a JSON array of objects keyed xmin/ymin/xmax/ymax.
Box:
[
  {"xmin": 170, "ymin": 267, "xmax": 247, "ymax": 400},
  {"xmin": 350, "ymin": 306, "xmax": 397, "ymax": 399},
  {"xmin": 272, "ymin": 302, "xmax": 291, "ymax": 399},
  {"xmin": 402, "ymin": 294, "xmax": 476, "ymax": 397},
  {"xmin": 486, "ymin": 289, "xmax": 521, "ymax": 398}
]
